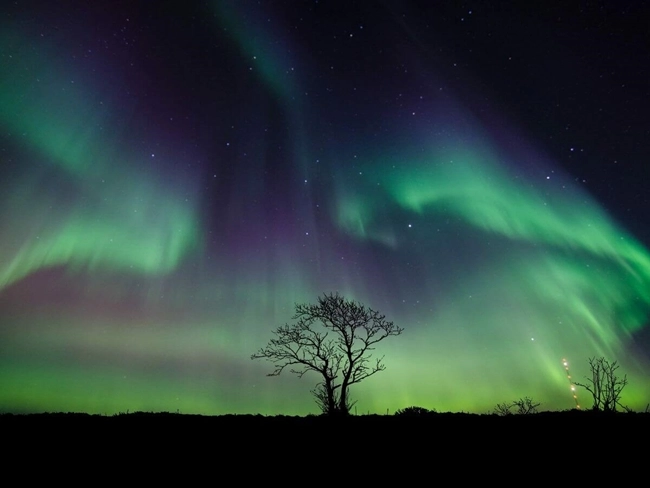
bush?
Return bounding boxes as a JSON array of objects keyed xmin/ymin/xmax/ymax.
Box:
[{"xmin": 394, "ymin": 406, "xmax": 436, "ymax": 416}]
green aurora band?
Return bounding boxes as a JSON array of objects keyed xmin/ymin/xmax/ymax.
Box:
[
  {"xmin": 333, "ymin": 141, "xmax": 650, "ymax": 411},
  {"xmin": 0, "ymin": 28, "xmax": 201, "ymax": 289}
]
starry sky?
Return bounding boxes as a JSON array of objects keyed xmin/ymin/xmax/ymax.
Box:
[{"xmin": 1, "ymin": 1, "xmax": 649, "ymax": 415}]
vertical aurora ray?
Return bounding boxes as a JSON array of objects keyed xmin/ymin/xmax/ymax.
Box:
[{"xmin": 209, "ymin": 0, "xmax": 320, "ymax": 222}]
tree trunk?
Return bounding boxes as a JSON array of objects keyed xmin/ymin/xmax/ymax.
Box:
[
  {"xmin": 326, "ymin": 383, "xmax": 336, "ymax": 415},
  {"xmin": 338, "ymin": 378, "xmax": 351, "ymax": 415}
]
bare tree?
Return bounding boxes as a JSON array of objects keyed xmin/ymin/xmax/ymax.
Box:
[
  {"xmin": 493, "ymin": 402, "xmax": 513, "ymax": 416},
  {"xmin": 575, "ymin": 357, "xmax": 628, "ymax": 412},
  {"xmin": 493, "ymin": 397, "xmax": 540, "ymax": 415},
  {"xmin": 512, "ymin": 396, "xmax": 540, "ymax": 415},
  {"xmin": 251, "ymin": 292, "xmax": 404, "ymax": 415}
]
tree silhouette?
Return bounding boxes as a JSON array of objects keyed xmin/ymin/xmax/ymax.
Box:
[
  {"xmin": 251, "ymin": 292, "xmax": 404, "ymax": 415},
  {"xmin": 493, "ymin": 397, "xmax": 540, "ymax": 415},
  {"xmin": 493, "ymin": 402, "xmax": 513, "ymax": 416},
  {"xmin": 512, "ymin": 396, "xmax": 540, "ymax": 415},
  {"xmin": 575, "ymin": 356, "xmax": 628, "ymax": 412}
]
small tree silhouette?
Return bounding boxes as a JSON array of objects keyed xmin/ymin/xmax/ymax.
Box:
[
  {"xmin": 512, "ymin": 396, "xmax": 540, "ymax": 415},
  {"xmin": 251, "ymin": 292, "xmax": 404, "ymax": 416},
  {"xmin": 575, "ymin": 356, "xmax": 628, "ymax": 412},
  {"xmin": 493, "ymin": 402, "xmax": 513, "ymax": 416},
  {"xmin": 494, "ymin": 397, "xmax": 540, "ymax": 415}
]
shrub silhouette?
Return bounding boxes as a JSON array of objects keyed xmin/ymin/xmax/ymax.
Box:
[{"xmin": 394, "ymin": 406, "xmax": 436, "ymax": 416}]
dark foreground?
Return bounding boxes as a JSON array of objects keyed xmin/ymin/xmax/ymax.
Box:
[
  {"xmin": 3, "ymin": 410, "xmax": 647, "ymax": 467},
  {"xmin": 3, "ymin": 409, "xmax": 648, "ymax": 431}
]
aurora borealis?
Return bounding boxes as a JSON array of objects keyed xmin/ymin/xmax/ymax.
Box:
[{"xmin": 1, "ymin": 1, "xmax": 649, "ymax": 415}]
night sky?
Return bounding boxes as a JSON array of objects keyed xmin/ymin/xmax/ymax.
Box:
[{"xmin": 1, "ymin": 1, "xmax": 649, "ymax": 415}]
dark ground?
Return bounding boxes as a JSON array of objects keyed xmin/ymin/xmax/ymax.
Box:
[
  {"xmin": 3, "ymin": 410, "xmax": 646, "ymax": 470},
  {"xmin": 4, "ymin": 409, "xmax": 648, "ymax": 430}
]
